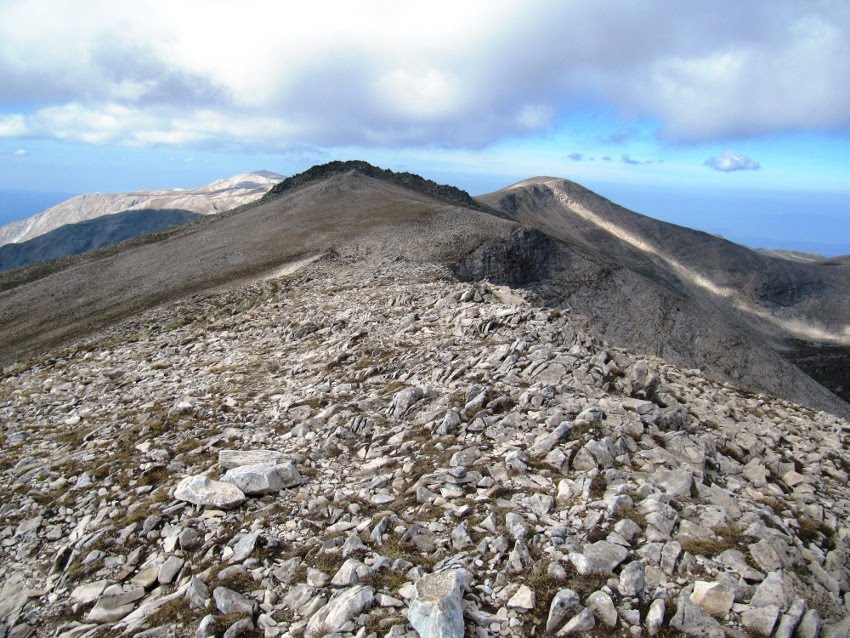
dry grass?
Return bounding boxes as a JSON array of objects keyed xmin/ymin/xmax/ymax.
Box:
[
  {"xmin": 143, "ymin": 599, "xmax": 198, "ymax": 635},
  {"xmin": 213, "ymin": 567, "xmax": 258, "ymax": 592},
  {"xmin": 797, "ymin": 516, "xmax": 835, "ymax": 550},
  {"xmin": 679, "ymin": 524, "xmax": 748, "ymax": 558},
  {"xmin": 362, "ymin": 567, "xmax": 410, "ymax": 594},
  {"xmin": 378, "ymin": 535, "xmax": 439, "ymax": 571}
]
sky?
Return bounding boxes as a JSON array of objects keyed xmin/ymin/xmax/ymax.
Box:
[{"xmin": 1, "ymin": 0, "xmax": 849, "ymax": 254}]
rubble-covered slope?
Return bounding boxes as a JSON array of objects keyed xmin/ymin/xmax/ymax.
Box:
[
  {"xmin": 0, "ymin": 170, "xmax": 512, "ymax": 368},
  {"xmin": 1, "ymin": 257, "xmax": 849, "ymax": 638}
]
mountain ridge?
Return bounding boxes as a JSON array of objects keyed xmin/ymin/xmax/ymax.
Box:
[
  {"xmin": 2, "ymin": 161, "xmax": 850, "ymax": 637},
  {"xmin": 261, "ymin": 160, "xmax": 495, "ymax": 214},
  {"xmin": 0, "ymin": 169, "xmax": 513, "ymax": 369},
  {"xmin": 478, "ymin": 177, "xmax": 850, "ymax": 406},
  {"xmin": 0, "ymin": 161, "xmax": 847, "ymax": 418}
]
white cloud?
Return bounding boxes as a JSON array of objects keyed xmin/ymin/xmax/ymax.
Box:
[
  {"xmin": 0, "ymin": 0, "xmax": 847, "ymax": 150},
  {"xmin": 14, "ymin": 148, "xmax": 28, "ymax": 156},
  {"xmin": 0, "ymin": 114, "xmax": 27, "ymax": 137},
  {"xmin": 705, "ymin": 151, "xmax": 761, "ymax": 172}
]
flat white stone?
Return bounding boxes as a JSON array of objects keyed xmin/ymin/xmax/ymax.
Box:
[{"xmin": 174, "ymin": 475, "xmax": 246, "ymax": 509}]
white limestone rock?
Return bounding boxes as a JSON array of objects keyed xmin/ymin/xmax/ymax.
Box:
[
  {"xmin": 507, "ymin": 585, "xmax": 535, "ymax": 611},
  {"xmin": 587, "ymin": 590, "xmax": 617, "ymax": 627},
  {"xmin": 305, "ymin": 585, "xmax": 374, "ymax": 636},
  {"xmin": 408, "ymin": 570, "xmax": 467, "ymax": 638},
  {"xmin": 218, "ymin": 449, "xmax": 285, "ymax": 469},
  {"xmin": 796, "ymin": 609, "xmax": 822, "ymax": 638},
  {"xmin": 569, "ymin": 541, "xmax": 629, "ymax": 576},
  {"xmin": 547, "ymin": 588, "xmax": 582, "ymax": 633},
  {"xmin": 220, "ymin": 462, "xmax": 300, "ymax": 495},
  {"xmin": 557, "ymin": 607, "xmax": 596, "ymax": 636},
  {"xmin": 741, "ymin": 605, "xmax": 780, "ymax": 637},
  {"xmin": 690, "ymin": 581, "xmax": 734, "ymax": 618},
  {"xmin": 646, "ymin": 598, "xmax": 666, "ymax": 636},
  {"xmin": 670, "ymin": 587, "xmax": 725, "ymax": 638},
  {"xmin": 618, "ymin": 561, "xmax": 646, "ymax": 598},
  {"xmin": 173, "ymin": 476, "xmax": 246, "ymax": 509},
  {"xmin": 85, "ymin": 585, "xmax": 145, "ymax": 623}
]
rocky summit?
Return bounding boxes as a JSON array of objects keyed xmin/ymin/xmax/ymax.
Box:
[{"xmin": 1, "ymin": 254, "xmax": 849, "ymax": 638}]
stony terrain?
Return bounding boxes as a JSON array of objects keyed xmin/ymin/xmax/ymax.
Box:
[
  {"xmin": 2, "ymin": 163, "xmax": 847, "ymax": 422},
  {"xmin": 1, "ymin": 255, "xmax": 849, "ymax": 638}
]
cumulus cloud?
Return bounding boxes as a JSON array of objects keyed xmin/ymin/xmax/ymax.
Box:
[
  {"xmin": 705, "ymin": 151, "xmax": 761, "ymax": 172},
  {"xmin": 0, "ymin": 0, "xmax": 847, "ymax": 150},
  {"xmin": 14, "ymin": 149, "xmax": 28, "ymax": 156}
]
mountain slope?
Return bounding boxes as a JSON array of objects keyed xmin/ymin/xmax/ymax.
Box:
[
  {"xmin": 0, "ymin": 208, "xmax": 200, "ymax": 272},
  {"xmin": 477, "ymin": 178, "xmax": 850, "ymax": 406},
  {"xmin": 0, "ymin": 162, "xmax": 846, "ymax": 419},
  {"xmin": 0, "ymin": 169, "xmax": 513, "ymax": 368},
  {"xmin": 479, "ymin": 177, "xmax": 850, "ymax": 338},
  {"xmin": 0, "ymin": 171, "xmax": 283, "ymax": 247}
]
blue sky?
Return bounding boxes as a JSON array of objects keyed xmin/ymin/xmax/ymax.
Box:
[{"xmin": 1, "ymin": 1, "xmax": 849, "ymax": 254}]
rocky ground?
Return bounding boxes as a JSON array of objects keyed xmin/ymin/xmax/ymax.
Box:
[{"xmin": 1, "ymin": 255, "xmax": 849, "ymax": 638}]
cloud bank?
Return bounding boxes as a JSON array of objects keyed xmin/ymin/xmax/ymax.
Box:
[
  {"xmin": 705, "ymin": 151, "xmax": 761, "ymax": 172},
  {"xmin": 0, "ymin": 0, "xmax": 848, "ymax": 151}
]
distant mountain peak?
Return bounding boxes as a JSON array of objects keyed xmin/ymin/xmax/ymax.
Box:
[
  {"xmin": 251, "ymin": 169, "xmax": 286, "ymax": 180},
  {"xmin": 506, "ymin": 176, "xmax": 565, "ymax": 188},
  {"xmin": 262, "ymin": 160, "xmax": 486, "ymax": 211},
  {"xmin": 0, "ymin": 170, "xmax": 284, "ymax": 248}
]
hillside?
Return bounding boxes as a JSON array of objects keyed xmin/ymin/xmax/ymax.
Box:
[
  {"xmin": 0, "ymin": 171, "xmax": 283, "ymax": 248},
  {"xmin": 0, "ymin": 209, "xmax": 200, "ymax": 272},
  {"xmin": 0, "ymin": 168, "xmax": 514, "ymax": 368},
  {"xmin": 478, "ymin": 178, "xmax": 850, "ymax": 407},
  {"xmin": 1, "ymin": 162, "xmax": 849, "ymax": 638}
]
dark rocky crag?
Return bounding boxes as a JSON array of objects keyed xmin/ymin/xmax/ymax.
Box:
[
  {"xmin": 262, "ymin": 160, "xmax": 495, "ymax": 215},
  {"xmin": 477, "ymin": 178, "xmax": 850, "ymax": 416}
]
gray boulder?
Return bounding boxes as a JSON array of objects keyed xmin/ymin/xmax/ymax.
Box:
[
  {"xmin": 408, "ymin": 570, "xmax": 467, "ymax": 638},
  {"xmin": 213, "ymin": 587, "xmax": 256, "ymax": 615},
  {"xmin": 218, "ymin": 449, "xmax": 285, "ymax": 469},
  {"xmin": 304, "ymin": 586, "xmax": 375, "ymax": 637},
  {"xmin": 670, "ymin": 587, "xmax": 725, "ymax": 638},
  {"xmin": 221, "ymin": 462, "xmax": 301, "ymax": 495},
  {"xmin": 174, "ymin": 476, "xmax": 246, "ymax": 509},
  {"xmin": 569, "ymin": 541, "xmax": 629, "ymax": 576},
  {"xmin": 741, "ymin": 605, "xmax": 780, "ymax": 637},
  {"xmin": 547, "ymin": 588, "xmax": 581, "ymax": 633}
]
